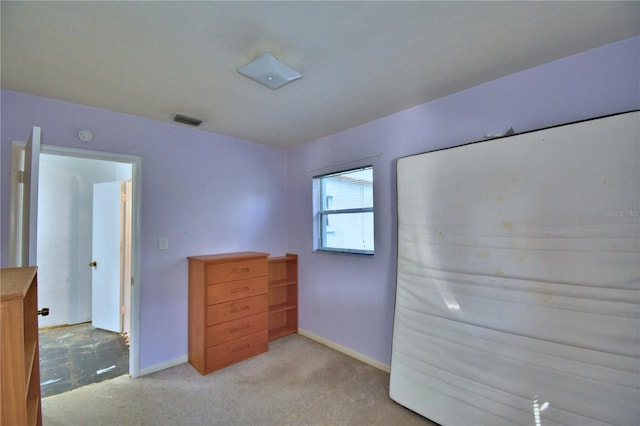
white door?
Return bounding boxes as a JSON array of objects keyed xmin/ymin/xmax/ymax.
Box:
[
  {"xmin": 91, "ymin": 181, "xmax": 122, "ymax": 332},
  {"xmin": 20, "ymin": 127, "xmax": 41, "ymax": 266}
]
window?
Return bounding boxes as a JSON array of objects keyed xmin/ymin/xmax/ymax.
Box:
[{"xmin": 314, "ymin": 165, "xmax": 374, "ymax": 255}]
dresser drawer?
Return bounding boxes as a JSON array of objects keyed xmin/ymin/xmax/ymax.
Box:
[
  {"xmin": 206, "ymin": 294, "xmax": 268, "ymax": 326},
  {"xmin": 206, "ymin": 330, "xmax": 268, "ymax": 372},
  {"xmin": 206, "ymin": 312, "xmax": 267, "ymax": 347},
  {"xmin": 206, "ymin": 276, "xmax": 267, "ymax": 305},
  {"xmin": 206, "ymin": 259, "xmax": 267, "ymax": 285}
]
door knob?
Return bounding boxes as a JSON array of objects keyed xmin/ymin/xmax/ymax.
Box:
[
  {"xmin": 89, "ymin": 261, "xmax": 98, "ymax": 268},
  {"xmin": 38, "ymin": 307, "xmax": 50, "ymax": 316}
]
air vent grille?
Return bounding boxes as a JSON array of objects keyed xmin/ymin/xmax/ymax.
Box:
[{"xmin": 173, "ymin": 114, "xmax": 203, "ymax": 127}]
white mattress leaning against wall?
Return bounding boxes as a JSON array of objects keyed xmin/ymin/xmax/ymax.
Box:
[{"xmin": 391, "ymin": 111, "xmax": 640, "ymax": 426}]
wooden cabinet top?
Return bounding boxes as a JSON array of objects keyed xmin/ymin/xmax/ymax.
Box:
[
  {"xmin": 268, "ymin": 254, "xmax": 297, "ymax": 263},
  {"xmin": 1, "ymin": 267, "xmax": 37, "ymax": 301},
  {"xmin": 187, "ymin": 252, "xmax": 269, "ymax": 264}
]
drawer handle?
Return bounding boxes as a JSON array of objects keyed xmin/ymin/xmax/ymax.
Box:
[
  {"xmin": 231, "ymin": 305, "xmax": 250, "ymax": 314},
  {"xmin": 231, "ymin": 343, "xmax": 250, "ymax": 353},
  {"xmin": 231, "ymin": 286, "xmax": 250, "ymax": 294},
  {"xmin": 232, "ymin": 268, "xmax": 250, "ymax": 274},
  {"xmin": 230, "ymin": 324, "xmax": 250, "ymax": 334}
]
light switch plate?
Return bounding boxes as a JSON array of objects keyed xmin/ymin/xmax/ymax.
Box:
[{"xmin": 159, "ymin": 237, "xmax": 168, "ymax": 250}]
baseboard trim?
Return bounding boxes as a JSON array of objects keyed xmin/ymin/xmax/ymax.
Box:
[
  {"xmin": 298, "ymin": 328, "xmax": 390, "ymax": 373},
  {"xmin": 138, "ymin": 333, "xmax": 391, "ymax": 376},
  {"xmin": 139, "ymin": 355, "xmax": 188, "ymax": 377}
]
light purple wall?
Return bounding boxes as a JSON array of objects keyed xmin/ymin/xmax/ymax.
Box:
[
  {"xmin": 1, "ymin": 36, "xmax": 638, "ymax": 372},
  {"xmin": 1, "ymin": 92, "xmax": 288, "ymax": 369},
  {"xmin": 287, "ymin": 36, "xmax": 640, "ymax": 365}
]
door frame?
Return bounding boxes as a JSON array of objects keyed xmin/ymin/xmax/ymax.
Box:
[{"xmin": 10, "ymin": 141, "xmax": 142, "ymax": 377}]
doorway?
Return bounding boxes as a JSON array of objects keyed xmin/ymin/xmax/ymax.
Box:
[
  {"xmin": 37, "ymin": 154, "xmax": 131, "ymax": 329},
  {"xmin": 36, "ymin": 153, "xmax": 132, "ymax": 395},
  {"xmin": 9, "ymin": 140, "xmax": 142, "ymax": 382}
]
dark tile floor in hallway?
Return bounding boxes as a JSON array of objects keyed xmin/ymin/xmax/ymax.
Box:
[{"xmin": 39, "ymin": 322, "xmax": 129, "ymax": 397}]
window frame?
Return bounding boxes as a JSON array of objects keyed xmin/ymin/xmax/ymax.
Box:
[{"xmin": 313, "ymin": 165, "xmax": 375, "ymax": 256}]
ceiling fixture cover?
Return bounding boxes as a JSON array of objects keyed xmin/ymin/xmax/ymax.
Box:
[{"xmin": 237, "ymin": 52, "xmax": 302, "ymax": 90}]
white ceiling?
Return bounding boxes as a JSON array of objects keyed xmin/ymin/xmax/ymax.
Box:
[{"xmin": 2, "ymin": 1, "xmax": 638, "ymax": 148}]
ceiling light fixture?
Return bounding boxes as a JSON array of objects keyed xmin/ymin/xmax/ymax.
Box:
[{"xmin": 237, "ymin": 52, "xmax": 302, "ymax": 90}]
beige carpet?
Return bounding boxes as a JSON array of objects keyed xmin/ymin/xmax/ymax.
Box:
[{"xmin": 42, "ymin": 334, "xmax": 435, "ymax": 425}]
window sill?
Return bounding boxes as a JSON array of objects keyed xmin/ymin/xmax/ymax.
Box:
[{"xmin": 314, "ymin": 248, "xmax": 374, "ymax": 257}]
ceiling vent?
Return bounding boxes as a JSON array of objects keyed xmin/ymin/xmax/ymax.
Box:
[{"xmin": 173, "ymin": 114, "xmax": 203, "ymax": 127}]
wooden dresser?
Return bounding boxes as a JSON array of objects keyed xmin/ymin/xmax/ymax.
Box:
[
  {"xmin": 188, "ymin": 252, "xmax": 269, "ymax": 375},
  {"xmin": 1, "ymin": 267, "xmax": 42, "ymax": 426}
]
